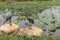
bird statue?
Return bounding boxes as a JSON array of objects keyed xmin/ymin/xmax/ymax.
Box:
[
  {"xmin": 3, "ymin": 13, "xmax": 13, "ymax": 25},
  {"xmin": 25, "ymin": 14, "xmax": 34, "ymax": 30},
  {"xmin": 2, "ymin": 9, "xmax": 16, "ymax": 26}
]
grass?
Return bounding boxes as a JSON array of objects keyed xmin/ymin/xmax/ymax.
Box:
[
  {"xmin": 0, "ymin": 35, "xmax": 60, "ymax": 40},
  {"xmin": 0, "ymin": 1, "xmax": 60, "ymax": 5}
]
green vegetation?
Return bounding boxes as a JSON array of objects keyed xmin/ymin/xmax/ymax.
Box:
[
  {"xmin": 0, "ymin": 0, "xmax": 53, "ymax": 2},
  {"xmin": 0, "ymin": 35, "xmax": 60, "ymax": 40},
  {"xmin": 0, "ymin": 1, "xmax": 60, "ymax": 16}
]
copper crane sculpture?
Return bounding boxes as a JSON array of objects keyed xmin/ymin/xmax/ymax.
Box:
[
  {"xmin": 3, "ymin": 13, "xmax": 13, "ymax": 25},
  {"xmin": 25, "ymin": 14, "xmax": 34, "ymax": 29}
]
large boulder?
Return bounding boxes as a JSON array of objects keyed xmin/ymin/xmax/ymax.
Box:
[
  {"xmin": 17, "ymin": 26, "xmax": 44, "ymax": 36},
  {"xmin": 0, "ymin": 24, "xmax": 44, "ymax": 36},
  {"xmin": 0, "ymin": 23, "xmax": 19, "ymax": 35}
]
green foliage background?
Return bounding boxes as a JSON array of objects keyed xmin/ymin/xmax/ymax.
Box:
[{"xmin": 0, "ymin": 0, "xmax": 52, "ymax": 2}]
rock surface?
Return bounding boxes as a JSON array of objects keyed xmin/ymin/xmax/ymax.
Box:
[
  {"xmin": 17, "ymin": 26, "xmax": 44, "ymax": 36},
  {"xmin": 0, "ymin": 23, "xmax": 19, "ymax": 35},
  {"xmin": 0, "ymin": 23, "xmax": 44, "ymax": 36}
]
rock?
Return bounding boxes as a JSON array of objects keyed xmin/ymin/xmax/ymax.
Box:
[
  {"xmin": 0, "ymin": 24, "xmax": 44, "ymax": 36},
  {"xmin": 17, "ymin": 26, "xmax": 44, "ymax": 36},
  {"xmin": 0, "ymin": 23, "xmax": 19, "ymax": 35},
  {"xmin": 17, "ymin": 28, "xmax": 25, "ymax": 36}
]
